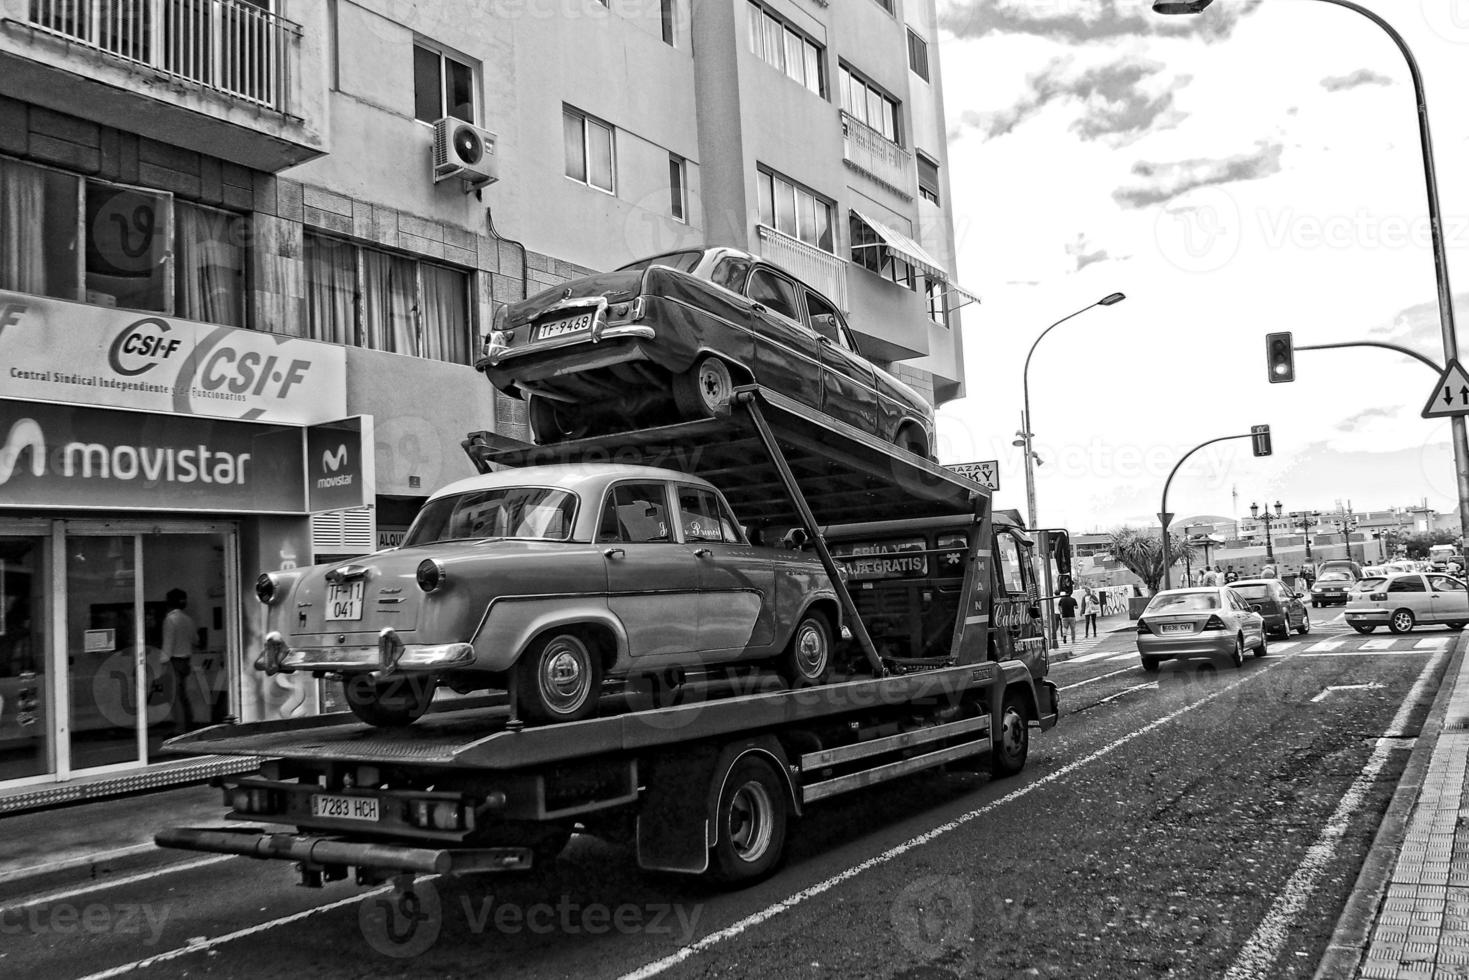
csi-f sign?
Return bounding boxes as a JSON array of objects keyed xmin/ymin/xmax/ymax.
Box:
[
  {"xmin": 1265, "ymin": 332, "xmax": 1294, "ymax": 383},
  {"xmin": 1251, "ymin": 424, "xmax": 1272, "ymax": 457}
]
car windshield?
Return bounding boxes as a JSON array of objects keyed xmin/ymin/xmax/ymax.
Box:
[
  {"xmin": 1318, "ymin": 571, "xmax": 1352, "ymax": 582},
  {"xmin": 1145, "ymin": 591, "xmax": 1220, "ymax": 613},
  {"xmin": 404, "ymin": 487, "xmax": 578, "ymax": 545},
  {"xmin": 1231, "ymin": 584, "xmax": 1274, "ymax": 599},
  {"xmin": 615, "ymin": 250, "xmax": 704, "ymax": 275}
]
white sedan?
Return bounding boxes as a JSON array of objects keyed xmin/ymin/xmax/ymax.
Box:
[{"xmin": 1344, "ymin": 572, "xmax": 1469, "ymax": 634}]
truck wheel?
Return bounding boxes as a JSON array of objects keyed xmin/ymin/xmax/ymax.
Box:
[
  {"xmin": 990, "ymin": 691, "xmax": 1029, "ymax": 778},
  {"xmin": 343, "ymin": 674, "xmax": 437, "ymax": 727},
  {"xmin": 515, "ymin": 632, "xmax": 602, "ymax": 724},
  {"xmin": 778, "ymin": 613, "xmax": 831, "ymax": 687},
  {"xmin": 673, "ymin": 356, "xmax": 734, "ymax": 419},
  {"xmin": 527, "ymin": 394, "xmax": 589, "ymax": 444},
  {"xmin": 710, "ymin": 755, "xmax": 788, "ymax": 885}
]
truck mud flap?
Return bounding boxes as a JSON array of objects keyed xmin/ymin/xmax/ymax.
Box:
[
  {"xmin": 155, "ymin": 827, "xmax": 533, "ymax": 875},
  {"xmin": 1037, "ymin": 680, "xmax": 1060, "ymax": 730}
]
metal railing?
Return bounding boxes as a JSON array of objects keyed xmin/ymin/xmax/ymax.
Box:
[
  {"xmin": 755, "ymin": 224, "xmax": 849, "ymax": 312},
  {"xmin": 840, "ymin": 110, "xmax": 912, "ymax": 195},
  {"xmin": 23, "ymin": 0, "xmax": 300, "ymax": 112}
]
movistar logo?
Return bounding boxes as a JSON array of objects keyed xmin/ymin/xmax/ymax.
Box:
[
  {"xmin": 0, "ymin": 418, "xmax": 45, "ymax": 487},
  {"xmin": 322, "ymin": 444, "xmax": 349, "ymax": 472}
]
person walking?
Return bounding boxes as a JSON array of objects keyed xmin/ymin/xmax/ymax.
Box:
[
  {"xmin": 1056, "ymin": 591, "xmax": 1078, "ymax": 644},
  {"xmin": 1081, "ymin": 588, "xmax": 1101, "ymax": 638},
  {"xmin": 1224, "ymin": 565, "xmax": 1239, "ymax": 584},
  {"xmin": 162, "ymin": 587, "xmax": 201, "ymax": 733}
]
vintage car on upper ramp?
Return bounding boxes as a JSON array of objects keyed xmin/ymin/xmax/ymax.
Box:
[
  {"xmin": 476, "ymin": 247, "xmax": 937, "ymax": 456},
  {"xmin": 254, "ymin": 464, "xmax": 839, "ymax": 727}
]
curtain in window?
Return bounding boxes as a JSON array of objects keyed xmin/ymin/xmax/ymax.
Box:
[
  {"xmin": 305, "ymin": 233, "xmax": 356, "ymax": 345},
  {"xmin": 0, "ymin": 159, "xmax": 48, "ymax": 295},
  {"xmin": 175, "ymin": 203, "xmax": 244, "ymax": 326},
  {"xmin": 361, "ymin": 249, "xmax": 417, "ymax": 355},
  {"xmin": 419, "ymin": 264, "xmax": 469, "ymax": 363}
]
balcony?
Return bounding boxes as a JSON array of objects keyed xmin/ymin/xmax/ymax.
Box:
[
  {"xmin": 840, "ymin": 110, "xmax": 913, "ymax": 199},
  {"xmin": 0, "ymin": 0, "xmax": 326, "ymax": 171},
  {"xmin": 756, "ymin": 224, "xmax": 849, "ymax": 312}
]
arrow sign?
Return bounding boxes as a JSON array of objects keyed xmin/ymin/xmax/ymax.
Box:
[
  {"xmin": 948, "ymin": 460, "xmax": 999, "ymax": 491},
  {"xmin": 1422, "ymin": 359, "xmax": 1469, "ymax": 418}
]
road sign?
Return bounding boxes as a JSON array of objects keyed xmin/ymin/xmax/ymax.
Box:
[
  {"xmin": 1422, "ymin": 359, "xmax": 1469, "ymax": 418},
  {"xmin": 948, "ymin": 460, "xmax": 999, "ymax": 490}
]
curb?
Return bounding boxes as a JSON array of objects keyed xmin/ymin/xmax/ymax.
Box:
[{"xmin": 1312, "ymin": 632, "xmax": 1467, "ymax": 980}]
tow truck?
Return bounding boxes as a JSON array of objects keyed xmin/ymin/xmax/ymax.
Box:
[{"xmin": 156, "ymin": 387, "xmax": 1061, "ymax": 889}]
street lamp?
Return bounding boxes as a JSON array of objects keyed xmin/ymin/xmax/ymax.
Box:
[
  {"xmin": 1250, "ymin": 500, "xmax": 1283, "ymax": 562},
  {"xmin": 1153, "ymin": 0, "xmax": 1469, "ymax": 562},
  {"xmin": 1020, "ymin": 293, "xmax": 1126, "ymax": 531},
  {"xmin": 1289, "ymin": 510, "xmax": 1322, "ymax": 561}
]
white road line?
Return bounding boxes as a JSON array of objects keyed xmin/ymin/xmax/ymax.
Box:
[
  {"xmin": 1416, "ymin": 637, "xmax": 1452, "ymax": 649},
  {"xmin": 1222, "ymin": 645, "xmax": 1451, "ymax": 980},
  {"xmin": 1063, "ymin": 651, "xmax": 1117, "ymax": 665},
  {"xmin": 621, "ymin": 661, "xmax": 1285, "ymax": 980},
  {"xmin": 0, "ymin": 843, "xmax": 159, "ymax": 887},
  {"xmin": 1360, "ymin": 638, "xmax": 1398, "ymax": 651},
  {"xmin": 1106, "ymin": 652, "xmax": 1138, "ymax": 662},
  {"xmin": 1096, "ymin": 683, "xmax": 1157, "ymax": 706},
  {"xmin": 1300, "ymin": 649, "xmax": 1432, "ymax": 658},
  {"xmin": 1304, "ymin": 639, "xmax": 1348, "ymax": 653},
  {"xmin": 1271, "ymin": 642, "xmax": 1299, "ymax": 654},
  {"xmin": 1058, "ymin": 666, "xmax": 1137, "ymax": 690},
  {"xmin": 1310, "ymin": 683, "xmax": 1385, "ymax": 703},
  {"xmin": 0, "ymin": 856, "xmax": 231, "ymax": 913}
]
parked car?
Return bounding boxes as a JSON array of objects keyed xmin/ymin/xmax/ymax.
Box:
[
  {"xmin": 1344, "ymin": 571, "xmax": 1469, "ymax": 634},
  {"xmin": 1309, "ymin": 568, "xmax": 1359, "ymax": 607},
  {"xmin": 1135, "ymin": 587, "xmax": 1267, "ymax": 672},
  {"xmin": 254, "ymin": 464, "xmax": 840, "ymax": 726},
  {"xmin": 1230, "ymin": 578, "xmax": 1311, "ymax": 638},
  {"xmin": 477, "ymin": 247, "xmax": 937, "ymax": 456}
]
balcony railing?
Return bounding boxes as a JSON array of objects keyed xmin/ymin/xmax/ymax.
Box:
[
  {"xmin": 23, "ymin": 0, "xmax": 300, "ymax": 112},
  {"xmin": 840, "ymin": 110, "xmax": 912, "ymax": 198},
  {"xmin": 756, "ymin": 224, "xmax": 849, "ymax": 312}
]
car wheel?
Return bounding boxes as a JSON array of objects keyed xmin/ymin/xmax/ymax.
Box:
[
  {"xmin": 710, "ymin": 755, "xmax": 788, "ymax": 885},
  {"xmin": 1448, "ymin": 622, "xmax": 1467, "ymax": 631},
  {"xmin": 673, "ymin": 355, "xmax": 735, "ymax": 419},
  {"xmin": 514, "ymin": 631, "xmax": 603, "ymax": 724},
  {"xmin": 895, "ymin": 423, "xmax": 929, "ymax": 459},
  {"xmin": 1297, "ymin": 615, "xmax": 1311, "ymax": 635},
  {"xmin": 990, "ymin": 690, "xmax": 1029, "ymax": 777},
  {"xmin": 527, "ymin": 394, "xmax": 589, "ymax": 444},
  {"xmin": 343, "ymin": 674, "xmax": 437, "ymax": 727},
  {"xmin": 778, "ymin": 613, "xmax": 831, "ymax": 688},
  {"xmin": 1230, "ymin": 635, "xmax": 1244, "ymax": 668},
  {"xmin": 1255, "ymin": 630, "xmax": 1269, "ymax": 658},
  {"xmin": 1389, "ymin": 609, "xmax": 1416, "ymax": 635},
  {"xmin": 1141, "ymin": 656, "xmax": 1161, "ymax": 673},
  {"xmin": 1350, "ymin": 623, "xmax": 1376, "ymax": 634}
]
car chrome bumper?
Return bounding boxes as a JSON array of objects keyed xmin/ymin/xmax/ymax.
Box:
[
  {"xmin": 255, "ymin": 629, "xmax": 475, "ymax": 675},
  {"xmin": 477, "ymin": 325, "xmax": 656, "ymax": 369},
  {"xmin": 1137, "ymin": 633, "xmax": 1239, "ymax": 658}
]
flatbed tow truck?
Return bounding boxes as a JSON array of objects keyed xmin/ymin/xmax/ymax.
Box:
[{"xmin": 156, "ymin": 386, "xmax": 1060, "ymax": 888}]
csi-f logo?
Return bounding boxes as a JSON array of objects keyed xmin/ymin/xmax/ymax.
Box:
[
  {"xmin": 323, "ymin": 444, "xmax": 349, "ymax": 472},
  {"xmin": 0, "ymin": 418, "xmax": 45, "ymax": 487},
  {"xmin": 107, "ymin": 318, "xmax": 182, "ymax": 377}
]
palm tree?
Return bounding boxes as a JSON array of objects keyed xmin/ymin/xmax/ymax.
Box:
[{"xmin": 1109, "ymin": 526, "xmax": 1195, "ymax": 596}]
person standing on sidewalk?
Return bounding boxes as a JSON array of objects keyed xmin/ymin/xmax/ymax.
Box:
[
  {"xmin": 162, "ymin": 587, "xmax": 200, "ymax": 733},
  {"xmin": 1056, "ymin": 591, "xmax": 1078, "ymax": 644},
  {"xmin": 1081, "ymin": 588, "xmax": 1101, "ymax": 638}
]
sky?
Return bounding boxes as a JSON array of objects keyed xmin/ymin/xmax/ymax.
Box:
[{"xmin": 930, "ymin": 0, "xmax": 1469, "ymax": 535}]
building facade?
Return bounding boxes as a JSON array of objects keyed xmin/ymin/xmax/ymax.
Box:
[{"xmin": 0, "ymin": 0, "xmax": 972, "ymax": 802}]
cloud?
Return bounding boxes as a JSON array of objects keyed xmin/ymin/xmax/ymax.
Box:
[
  {"xmin": 1321, "ymin": 69, "xmax": 1393, "ymax": 92},
  {"xmin": 1112, "ymin": 140, "xmax": 1284, "ymax": 208},
  {"xmin": 1336, "ymin": 407, "xmax": 1396, "ymax": 432},
  {"xmin": 938, "ymin": 0, "xmax": 1261, "ymax": 44},
  {"xmin": 1067, "ymin": 233, "xmax": 1111, "ymax": 271},
  {"xmin": 960, "ymin": 56, "xmax": 1189, "ymax": 145},
  {"xmin": 1369, "ymin": 293, "xmax": 1469, "ymax": 346}
]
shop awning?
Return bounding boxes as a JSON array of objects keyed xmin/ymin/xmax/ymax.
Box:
[{"xmin": 849, "ymin": 209, "xmax": 981, "ymax": 311}]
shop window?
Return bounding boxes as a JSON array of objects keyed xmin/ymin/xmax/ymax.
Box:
[
  {"xmin": 564, "ymin": 106, "xmax": 616, "ymax": 194},
  {"xmin": 303, "ymin": 231, "xmax": 473, "ymax": 363},
  {"xmin": 413, "ymin": 42, "xmax": 476, "ymax": 123}
]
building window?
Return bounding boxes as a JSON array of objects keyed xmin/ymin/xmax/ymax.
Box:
[
  {"xmin": 669, "ymin": 155, "xmax": 687, "ymax": 222},
  {"xmin": 871, "ymin": 0, "xmax": 894, "ymax": 11},
  {"xmin": 746, "ymin": 2, "xmax": 825, "ymax": 97},
  {"xmin": 917, "ymin": 154, "xmax": 940, "ymax": 206},
  {"xmin": 661, "ymin": 0, "xmax": 675, "ymax": 45},
  {"xmin": 413, "ymin": 43, "xmax": 476, "ymax": 123},
  {"xmin": 175, "ymin": 202, "xmax": 247, "ymax": 327},
  {"xmin": 564, "ymin": 107, "xmax": 616, "ymax": 194},
  {"xmin": 756, "ymin": 168, "xmax": 834, "ymax": 253},
  {"xmin": 907, "ymin": 29, "xmax": 930, "ymax": 82},
  {"xmin": 850, "ymin": 213, "xmax": 916, "ymax": 291},
  {"xmin": 924, "ymin": 279, "xmax": 947, "ymax": 326},
  {"xmin": 303, "ymin": 232, "xmax": 472, "ymax": 363},
  {"xmin": 840, "ymin": 66, "xmax": 901, "ymax": 145}
]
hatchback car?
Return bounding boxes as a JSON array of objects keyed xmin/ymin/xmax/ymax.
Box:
[
  {"xmin": 1230, "ymin": 579, "xmax": 1311, "ymax": 638},
  {"xmin": 254, "ymin": 464, "xmax": 840, "ymax": 727},
  {"xmin": 1344, "ymin": 571, "xmax": 1469, "ymax": 634},
  {"xmin": 1309, "ymin": 569, "xmax": 1358, "ymax": 607},
  {"xmin": 1135, "ymin": 587, "xmax": 1268, "ymax": 671},
  {"xmin": 477, "ymin": 247, "xmax": 936, "ymax": 455}
]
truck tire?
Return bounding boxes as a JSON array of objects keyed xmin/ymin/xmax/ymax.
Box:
[
  {"xmin": 990, "ymin": 691, "xmax": 1029, "ymax": 778},
  {"xmin": 673, "ymin": 355, "xmax": 734, "ymax": 419},
  {"xmin": 515, "ymin": 631, "xmax": 603, "ymax": 724},
  {"xmin": 710, "ymin": 755, "xmax": 788, "ymax": 885},
  {"xmin": 343, "ymin": 674, "xmax": 437, "ymax": 727},
  {"xmin": 778, "ymin": 613, "xmax": 831, "ymax": 688}
]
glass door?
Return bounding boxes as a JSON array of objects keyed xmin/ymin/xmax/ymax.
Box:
[
  {"xmin": 65, "ymin": 535, "xmax": 147, "ymax": 771},
  {"xmin": 0, "ymin": 533, "xmax": 52, "ymax": 782}
]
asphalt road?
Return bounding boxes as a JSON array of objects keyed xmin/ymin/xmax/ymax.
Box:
[{"xmin": 0, "ymin": 614, "xmax": 1453, "ymax": 980}]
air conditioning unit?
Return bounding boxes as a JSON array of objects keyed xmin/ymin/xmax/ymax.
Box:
[{"xmin": 432, "ymin": 117, "xmax": 499, "ymax": 189}]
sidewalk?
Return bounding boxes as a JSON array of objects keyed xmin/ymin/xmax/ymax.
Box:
[{"xmin": 1050, "ymin": 610, "xmax": 1137, "ymax": 662}]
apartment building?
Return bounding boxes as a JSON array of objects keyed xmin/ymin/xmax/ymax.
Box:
[{"xmin": 0, "ymin": 0, "xmax": 973, "ymax": 802}]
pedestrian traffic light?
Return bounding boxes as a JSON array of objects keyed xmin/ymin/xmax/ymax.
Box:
[
  {"xmin": 1251, "ymin": 424, "xmax": 1272, "ymax": 457},
  {"xmin": 1266, "ymin": 332, "xmax": 1295, "ymax": 383}
]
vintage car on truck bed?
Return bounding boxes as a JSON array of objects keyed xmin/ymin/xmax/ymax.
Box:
[
  {"xmin": 254, "ymin": 463, "xmax": 839, "ymax": 726},
  {"xmin": 476, "ymin": 247, "xmax": 936, "ymax": 456}
]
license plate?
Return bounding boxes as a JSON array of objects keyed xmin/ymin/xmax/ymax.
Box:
[
  {"xmin": 311, "ymin": 794, "xmax": 379, "ymax": 822},
  {"xmin": 535, "ymin": 311, "xmax": 596, "ymax": 340},
  {"xmin": 1160, "ymin": 624, "xmax": 1192, "ymax": 635},
  {"xmin": 326, "ymin": 580, "xmax": 365, "ymax": 621}
]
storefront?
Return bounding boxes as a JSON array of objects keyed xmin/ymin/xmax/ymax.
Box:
[{"xmin": 0, "ymin": 291, "xmax": 371, "ymax": 799}]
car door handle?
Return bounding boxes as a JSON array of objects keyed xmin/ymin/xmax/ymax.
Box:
[
  {"xmin": 694, "ymin": 548, "xmax": 713, "ymax": 558},
  {"xmin": 749, "ymin": 302, "xmax": 766, "ymax": 314},
  {"xmin": 604, "ymin": 548, "xmax": 625, "ymax": 559}
]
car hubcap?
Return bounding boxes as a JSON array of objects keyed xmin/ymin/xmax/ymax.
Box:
[
  {"xmin": 1001, "ymin": 707, "xmax": 1024, "ymax": 756},
  {"xmin": 728, "ymin": 781, "xmax": 773, "ymax": 861},
  {"xmin": 795, "ymin": 623, "xmax": 826, "ymax": 678},
  {"xmin": 539, "ymin": 638, "xmax": 590, "ymax": 714},
  {"xmin": 1395, "ymin": 613, "xmax": 1412, "ymax": 632},
  {"xmin": 698, "ymin": 362, "xmax": 731, "ymax": 410}
]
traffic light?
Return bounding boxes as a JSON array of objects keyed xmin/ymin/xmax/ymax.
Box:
[
  {"xmin": 1266, "ymin": 332, "xmax": 1295, "ymax": 383},
  {"xmin": 1251, "ymin": 424, "xmax": 1272, "ymax": 457}
]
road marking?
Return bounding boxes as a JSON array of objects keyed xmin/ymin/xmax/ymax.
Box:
[
  {"xmin": 1300, "ymin": 649, "xmax": 1433, "ymax": 658},
  {"xmin": 1106, "ymin": 652, "xmax": 1138, "ymax": 662},
  {"xmin": 1304, "ymin": 638, "xmax": 1348, "ymax": 653},
  {"xmin": 1360, "ymin": 638, "xmax": 1398, "ymax": 651},
  {"xmin": 1222, "ymin": 645, "xmax": 1450, "ymax": 980},
  {"xmin": 1096, "ymin": 682, "xmax": 1157, "ymax": 705},
  {"xmin": 1417, "ymin": 637, "xmax": 1452, "ymax": 649},
  {"xmin": 1058, "ymin": 666, "xmax": 1138, "ymax": 690},
  {"xmin": 1271, "ymin": 642, "xmax": 1299, "ymax": 654},
  {"xmin": 0, "ymin": 856, "xmax": 232, "ymax": 913},
  {"xmin": 1310, "ymin": 682, "xmax": 1385, "ymax": 703},
  {"xmin": 622, "ymin": 661, "xmax": 1287, "ymax": 980},
  {"xmin": 1063, "ymin": 650, "xmax": 1119, "ymax": 665}
]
